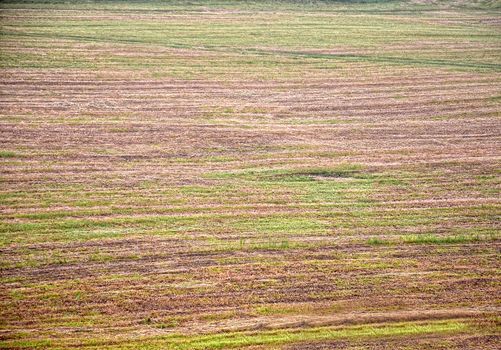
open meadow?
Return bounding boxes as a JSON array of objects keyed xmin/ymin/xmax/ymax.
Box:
[{"xmin": 0, "ymin": 0, "xmax": 500, "ymax": 349}]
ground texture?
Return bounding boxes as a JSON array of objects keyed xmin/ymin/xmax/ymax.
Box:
[{"xmin": 0, "ymin": 0, "xmax": 500, "ymax": 349}]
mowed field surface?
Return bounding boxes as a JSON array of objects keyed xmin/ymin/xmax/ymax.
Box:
[{"xmin": 0, "ymin": 0, "xmax": 500, "ymax": 349}]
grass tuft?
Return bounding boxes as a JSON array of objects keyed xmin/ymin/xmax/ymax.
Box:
[
  {"xmin": 367, "ymin": 237, "xmax": 390, "ymax": 246},
  {"xmin": 0, "ymin": 150, "xmax": 18, "ymax": 158}
]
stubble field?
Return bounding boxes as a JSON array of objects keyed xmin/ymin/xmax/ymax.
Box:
[{"xmin": 0, "ymin": 0, "xmax": 500, "ymax": 349}]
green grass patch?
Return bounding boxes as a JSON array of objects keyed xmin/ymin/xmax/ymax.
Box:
[
  {"xmin": 0, "ymin": 151, "xmax": 19, "ymax": 158},
  {"xmin": 254, "ymin": 304, "xmax": 301, "ymax": 316},
  {"xmin": 71, "ymin": 319, "xmax": 468, "ymax": 350},
  {"xmin": 232, "ymin": 216, "xmax": 327, "ymax": 234},
  {"xmin": 239, "ymin": 238, "xmax": 292, "ymax": 251},
  {"xmin": 403, "ymin": 234, "xmax": 482, "ymax": 245},
  {"xmin": 367, "ymin": 237, "xmax": 391, "ymax": 246}
]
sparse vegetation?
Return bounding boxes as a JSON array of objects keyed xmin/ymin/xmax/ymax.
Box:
[{"xmin": 1, "ymin": 0, "xmax": 500, "ymax": 349}]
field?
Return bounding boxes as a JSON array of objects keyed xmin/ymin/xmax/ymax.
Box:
[{"xmin": 0, "ymin": 0, "xmax": 500, "ymax": 349}]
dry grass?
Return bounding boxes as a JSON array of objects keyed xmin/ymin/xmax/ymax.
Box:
[{"xmin": 0, "ymin": 0, "xmax": 500, "ymax": 349}]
